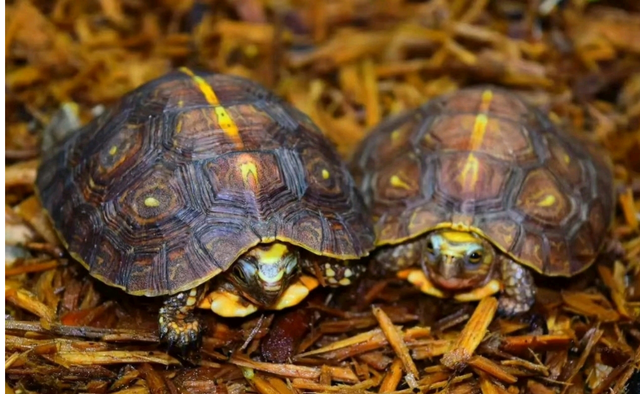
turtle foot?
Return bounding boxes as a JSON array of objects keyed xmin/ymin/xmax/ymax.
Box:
[
  {"xmin": 498, "ymin": 257, "xmax": 536, "ymax": 316},
  {"xmin": 497, "ymin": 295, "xmax": 534, "ymax": 316},
  {"xmin": 320, "ymin": 260, "xmax": 365, "ymax": 287},
  {"xmin": 158, "ymin": 285, "xmax": 208, "ymax": 352}
]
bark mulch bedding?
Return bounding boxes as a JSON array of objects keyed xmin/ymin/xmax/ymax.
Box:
[{"xmin": 5, "ymin": 0, "xmax": 640, "ymax": 393}]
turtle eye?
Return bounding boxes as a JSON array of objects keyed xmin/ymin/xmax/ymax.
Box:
[
  {"xmin": 233, "ymin": 260, "xmax": 256, "ymax": 283},
  {"xmin": 233, "ymin": 264, "xmax": 247, "ymax": 281},
  {"xmin": 467, "ymin": 251, "xmax": 483, "ymax": 264},
  {"xmin": 425, "ymin": 240, "xmax": 435, "ymax": 254}
]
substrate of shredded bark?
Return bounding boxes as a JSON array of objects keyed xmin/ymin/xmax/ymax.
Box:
[{"xmin": 5, "ymin": 0, "xmax": 640, "ymax": 393}]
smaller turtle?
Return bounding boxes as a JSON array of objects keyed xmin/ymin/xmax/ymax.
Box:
[
  {"xmin": 35, "ymin": 68, "xmax": 376, "ymax": 349},
  {"xmin": 351, "ymin": 86, "xmax": 615, "ymax": 314}
]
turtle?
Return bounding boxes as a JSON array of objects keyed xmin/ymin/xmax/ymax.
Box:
[
  {"xmin": 351, "ymin": 86, "xmax": 615, "ymax": 315},
  {"xmin": 35, "ymin": 67, "xmax": 376, "ymax": 349}
]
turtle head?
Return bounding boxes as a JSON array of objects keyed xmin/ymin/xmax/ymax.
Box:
[
  {"xmin": 421, "ymin": 230, "xmax": 495, "ymax": 290},
  {"xmin": 229, "ymin": 242, "xmax": 300, "ymax": 307}
]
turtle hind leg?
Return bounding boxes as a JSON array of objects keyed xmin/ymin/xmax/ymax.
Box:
[
  {"xmin": 158, "ymin": 283, "xmax": 209, "ymax": 352},
  {"xmin": 497, "ymin": 257, "xmax": 536, "ymax": 316},
  {"xmin": 302, "ymin": 255, "xmax": 365, "ymax": 287}
]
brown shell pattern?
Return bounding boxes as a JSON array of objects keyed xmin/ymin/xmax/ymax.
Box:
[
  {"xmin": 351, "ymin": 87, "xmax": 615, "ymax": 276},
  {"xmin": 36, "ymin": 69, "xmax": 375, "ymax": 296}
]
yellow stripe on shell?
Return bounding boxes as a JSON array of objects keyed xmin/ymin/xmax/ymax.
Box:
[
  {"xmin": 468, "ymin": 90, "xmax": 493, "ymax": 151},
  {"xmin": 457, "ymin": 153, "xmax": 480, "ymax": 192},
  {"xmin": 479, "ymin": 89, "xmax": 493, "ymax": 112},
  {"xmin": 179, "ymin": 67, "xmax": 243, "ymax": 147},
  {"xmin": 469, "ymin": 114, "xmax": 488, "ymax": 151}
]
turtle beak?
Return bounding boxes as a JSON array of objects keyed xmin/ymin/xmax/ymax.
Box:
[
  {"xmin": 438, "ymin": 254, "xmax": 461, "ymax": 280},
  {"xmin": 254, "ymin": 265, "xmax": 288, "ymax": 306}
]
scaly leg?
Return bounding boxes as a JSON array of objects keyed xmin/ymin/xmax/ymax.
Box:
[
  {"xmin": 158, "ymin": 283, "xmax": 209, "ymax": 350},
  {"xmin": 301, "ymin": 255, "xmax": 365, "ymax": 287},
  {"xmin": 498, "ymin": 257, "xmax": 536, "ymax": 315}
]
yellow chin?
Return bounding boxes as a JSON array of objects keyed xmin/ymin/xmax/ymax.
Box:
[
  {"xmin": 197, "ymin": 275, "xmax": 320, "ymax": 318},
  {"xmin": 397, "ymin": 268, "xmax": 502, "ymax": 302}
]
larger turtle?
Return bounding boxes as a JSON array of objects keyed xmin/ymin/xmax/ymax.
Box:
[
  {"xmin": 351, "ymin": 86, "xmax": 615, "ymax": 314},
  {"xmin": 35, "ymin": 68, "xmax": 375, "ymax": 348}
]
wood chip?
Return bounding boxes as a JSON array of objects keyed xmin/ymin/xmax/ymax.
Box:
[
  {"xmin": 441, "ymin": 297, "xmax": 498, "ymax": 369},
  {"xmin": 372, "ymin": 305, "xmax": 420, "ymax": 389}
]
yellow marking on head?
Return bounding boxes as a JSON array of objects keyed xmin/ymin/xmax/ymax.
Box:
[
  {"xmin": 144, "ymin": 197, "xmax": 160, "ymax": 207},
  {"xmin": 440, "ymin": 230, "xmax": 479, "ymax": 244},
  {"xmin": 390, "ymin": 175, "xmax": 411, "ymax": 190},
  {"xmin": 537, "ymin": 194, "xmax": 556, "ymax": 207},
  {"xmin": 322, "ymin": 169, "xmax": 330, "ymax": 179},
  {"xmin": 457, "ymin": 153, "xmax": 480, "ymax": 191},
  {"xmin": 178, "ymin": 100, "xmax": 184, "ymax": 108},
  {"xmin": 563, "ymin": 154, "xmax": 571, "ymax": 164},
  {"xmin": 254, "ymin": 243, "xmax": 289, "ymax": 265},
  {"xmin": 109, "ymin": 146, "xmax": 118, "ymax": 155},
  {"xmin": 434, "ymin": 230, "xmax": 484, "ymax": 258},
  {"xmin": 240, "ymin": 161, "xmax": 259, "ymax": 188},
  {"xmin": 175, "ymin": 118, "xmax": 183, "ymax": 134},
  {"xmin": 179, "ymin": 67, "xmax": 243, "ymax": 147}
]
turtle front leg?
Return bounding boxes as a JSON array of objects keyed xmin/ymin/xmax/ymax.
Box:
[
  {"xmin": 498, "ymin": 257, "xmax": 536, "ymax": 316},
  {"xmin": 158, "ymin": 283, "xmax": 209, "ymax": 350},
  {"xmin": 301, "ymin": 255, "xmax": 365, "ymax": 287}
]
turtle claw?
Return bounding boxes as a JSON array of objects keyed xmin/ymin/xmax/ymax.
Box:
[
  {"xmin": 158, "ymin": 285, "xmax": 208, "ymax": 353},
  {"xmin": 158, "ymin": 312, "xmax": 203, "ymax": 351}
]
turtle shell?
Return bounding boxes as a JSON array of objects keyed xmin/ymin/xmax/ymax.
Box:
[
  {"xmin": 351, "ymin": 86, "xmax": 615, "ymax": 277},
  {"xmin": 36, "ymin": 68, "xmax": 375, "ymax": 297}
]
